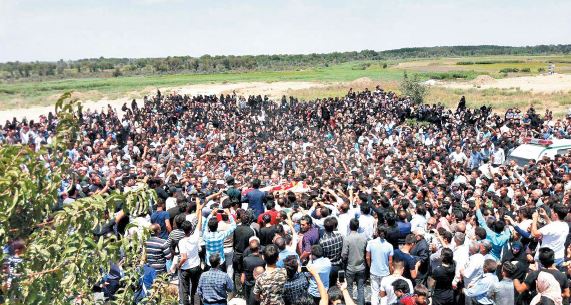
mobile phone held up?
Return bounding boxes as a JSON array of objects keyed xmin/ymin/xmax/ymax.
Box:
[{"xmin": 338, "ymin": 270, "xmax": 345, "ymax": 283}]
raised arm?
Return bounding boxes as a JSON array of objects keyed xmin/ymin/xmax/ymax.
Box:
[{"xmin": 307, "ymin": 265, "xmax": 329, "ymax": 305}]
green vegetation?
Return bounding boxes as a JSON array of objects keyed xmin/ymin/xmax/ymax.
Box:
[
  {"xmin": 400, "ymin": 72, "xmax": 428, "ymax": 104},
  {"xmin": 456, "ymin": 60, "xmax": 525, "ymax": 65},
  {"xmin": 1, "ymin": 44, "xmax": 570, "ymax": 82},
  {"xmin": 418, "ymin": 71, "xmax": 481, "ymax": 80},
  {"xmin": 0, "ymin": 94, "xmax": 172, "ymax": 304}
]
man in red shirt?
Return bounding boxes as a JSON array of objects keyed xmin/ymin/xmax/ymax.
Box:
[{"xmin": 256, "ymin": 200, "xmax": 279, "ymax": 225}]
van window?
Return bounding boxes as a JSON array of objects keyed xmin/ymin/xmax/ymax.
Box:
[{"xmin": 557, "ymin": 149, "xmax": 569, "ymax": 155}]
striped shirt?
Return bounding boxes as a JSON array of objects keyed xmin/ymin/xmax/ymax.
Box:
[
  {"xmin": 145, "ymin": 236, "xmax": 171, "ymax": 273},
  {"xmin": 166, "ymin": 229, "xmax": 186, "ymax": 255}
]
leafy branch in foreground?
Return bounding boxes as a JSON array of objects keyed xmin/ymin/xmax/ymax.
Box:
[{"xmin": 0, "ymin": 93, "xmax": 167, "ymax": 304}]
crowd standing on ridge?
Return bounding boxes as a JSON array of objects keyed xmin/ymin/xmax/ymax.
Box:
[{"xmin": 4, "ymin": 86, "xmax": 571, "ymax": 305}]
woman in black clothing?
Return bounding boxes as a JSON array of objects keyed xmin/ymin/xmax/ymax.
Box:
[{"xmin": 431, "ymin": 248, "xmax": 456, "ymax": 305}]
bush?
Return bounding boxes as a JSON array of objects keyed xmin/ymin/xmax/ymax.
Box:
[
  {"xmin": 400, "ymin": 72, "xmax": 428, "ymax": 104},
  {"xmin": 421, "ymin": 71, "xmax": 479, "ymax": 80},
  {"xmin": 456, "ymin": 61, "xmax": 475, "ymax": 65},
  {"xmin": 112, "ymin": 68, "xmax": 123, "ymax": 77},
  {"xmin": 538, "ymin": 67, "xmax": 546, "ymax": 73},
  {"xmin": 351, "ymin": 63, "xmax": 371, "ymax": 70},
  {"xmin": 521, "ymin": 67, "xmax": 531, "ymax": 73},
  {"xmin": 382, "ymin": 63, "xmax": 388, "ymax": 69},
  {"xmin": 499, "ymin": 67, "xmax": 519, "ymax": 73}
]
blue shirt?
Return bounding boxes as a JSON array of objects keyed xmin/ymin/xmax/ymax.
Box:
[
  {"xmin": 469, "ymin": 151, "xmax": 484, "ymax": 169},
  {"xmin": 197, "ymin": 268, "xmax": 234, "ymax": 303},
  {"xmin": 202, "ymin": 214, "xmax": 237, "ymax": 265},
  {"xmin": 366, "ymin": 238, "xmax": 394, "ymax": 276},
  {"xmin": 307, "ymin": 257, "xmax": 332, "ymax": 297},
  {"xmin": 277, "ymin": 248, "xmax": 299, "ymax": 268},
  {"xmin": 150, "ymin": 210, "xmax": 170, "ymax": 240},
  {"xmin": 465, "ymin": 273, "xmax": 499, "ymax": 305},
  {"xmin": 476, "ymin": 209, "xmax": 510, "ymax": 260},
  {"xmin": 242, "ymin": 189, "xmax": 266, "ymax": 217}
]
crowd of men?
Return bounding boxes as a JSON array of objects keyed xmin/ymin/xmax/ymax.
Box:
[{"xmin": 3, "ymin": 86, "xmax": 571, "ymax": 305}]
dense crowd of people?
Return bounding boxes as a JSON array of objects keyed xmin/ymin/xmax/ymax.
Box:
[{"xmin": 3, "ymin": 86, "xmax": 571, "ymax": 305}]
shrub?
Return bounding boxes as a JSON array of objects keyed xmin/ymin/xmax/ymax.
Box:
[
  {"xmin": 499, "ymin": 68, "xmax": 519, "ymax": 73},
  {"xmin": 456, "ymin": 61, "xmax": 475, "ymax": 65},
  {"xmin": 421, "ymin": 71, "xmax": 479, "ymax": 80},
  {"xmin": 112, "ymin": 67, "xmax": 123, "ymax": 77},
  {"xmin": 382, "ymin": 63, "xmax": 388, "ymax": 69},
  {"xmin": 521, "ymin": 67, "xmax": 531, "ymax": 73},
  {"xmin": 538, "ymin": 67, "xmax": 546, "ymax": 73},
  {"xmin": 351, "ymin": 63, "xmax": 371, "ymax": 70},
  {"xmin": 400, "ymin": 72, "xmax": 428, "ymax": 104}
]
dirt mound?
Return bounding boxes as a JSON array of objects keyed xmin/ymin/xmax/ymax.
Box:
[
  {"xmin": 348, "ymin": 77, "xmax": 375, "ymax": 87},
  {"xmin": 471, "ymin": 75, "xmax": 496, "ymax": 85}
]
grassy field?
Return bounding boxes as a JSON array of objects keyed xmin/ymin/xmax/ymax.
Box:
[{"xmin": 1, "ymin": 54, "xmax": 571, "ymax": 112}]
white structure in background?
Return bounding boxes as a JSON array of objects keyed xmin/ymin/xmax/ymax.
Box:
[{"xmin": 548, "ymin": 63, "xmax": 555, "ymax": 75}]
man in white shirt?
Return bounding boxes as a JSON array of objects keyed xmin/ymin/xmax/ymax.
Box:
[
  {"xmin": 379, "ymin": 261, "xmax": 414, "ymax": 305},
  {"xmin": 457, "ymin": 241, "xmax": 484, "ymax": 304},
  {"xmin": 358, "ymin": 205, "xmax": 376, "ymax": 240},
  {"xmin": 410, "ymin": 205, "xmax": 427, "ymax": 233},
  {"xmin": 177, "ymin": 202, "xmax": 203, "ymax": 305},
  {"xmin": 491, "ymin": 146, "xmax": 505, "ymax": 166},
  {"xmin": 449, "ymin": 146, "xmax": 468, "ymax": 165},
  {"xmin": 531, "ymin": 204, "xmax": 570, "ymax": 266}
]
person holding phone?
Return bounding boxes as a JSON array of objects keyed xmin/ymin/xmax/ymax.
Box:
[{"xmin": 531, "ymin": 204, "xmax": 570, "ymax": 266}]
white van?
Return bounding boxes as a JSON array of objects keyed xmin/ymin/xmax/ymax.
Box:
[{"xmin": 506, "ymin": 138, "xmax": 571, "ymax": 166}]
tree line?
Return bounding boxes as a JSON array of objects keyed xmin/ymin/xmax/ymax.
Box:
[{"xmin": 1, "ymin": 44, "xmax": 570, "ymax": 81}]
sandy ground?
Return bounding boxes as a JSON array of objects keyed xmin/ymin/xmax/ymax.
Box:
[
  {"xmin": 435, "ymin": 73, "xmax": 571, "ymax": 93},
  {"xmin": 0, "ymin": 81, "xmax": 325, "ymax": 122}
]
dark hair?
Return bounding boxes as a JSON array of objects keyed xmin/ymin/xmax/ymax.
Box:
[
  {"xmin": 404, "ymin": 234, "xmax": 416, "ymax": 245},
  {"xmin": 311, "ymin": 245, "xmax": 324, "ymax": 258},
  {"xmin": 252, "ymin": 178, "xmax": 261, "ymax": 189},
  {"xmin": 554, "ymin": 204, "xmax": 569, "ymax": 220},
  {"xmin": 208, "ymin": 217, "xmax": 219, "ymax": 232},
  {"xmin": 266, "ymin": 200, "xmax": 275, "ymax": 210},
  {"xmin": 181, "ymin": 220, "xmax": 193, "ymax": 235},
  {"xmin": 377, "ymin": 225, "xmax": 388, "ymax": 239},
  {"xmin": 263, "ymin": 244, "xmax": 280, "ymax": 265},
  {"xmin": 414, "ymin": 284, "xmax": 429, "ymax": 297},
  {"xmin": 391, "ymin": 279, "xmax": 410, "ymax": 294},
  {"xmin": 441, "ymin": 248, "xmax": 454, "ymax": 265},
  {"xmin": 502, "ymin": 261, "xmax": 517, "ymax": 278},
  {"xmin": 475, "ymin": 227, "xmax": 487, "ymax": 240},
  {"xmin": 493, "ymin": 220, "xmax": 505, "ymax": 234},
  {"xmin": 209, "ymin": 252, "xmax": 221, "ymax": 268},
  {"xmin": 360, "ymin": 204, "xmax": 371, "ymax": 215},
  {"xmin": 174, "ymin": 213, "xmax": 186, "ymax": 229},
  {"xmin": 275, "ymin": 237, "xmax": 286, "ymax": 250},
  {"xmin": 483, "ymin": 259, "xmax": 497, "ymax": 273},
  {"xmin": 349, "ymin": 218, "xmax": 359, "ymax": 231},
  {"xmin": 327, "ymin": 286, "xmax": 344, "ymax": 303},
  {"xmin": 441, "ymin": 230, "xmax": 453, "ymax": 243},
  {"xmin": 538, "ymin": 247, "xmax": 555, "ymax": 267},
  {"xmin": 386, "ymin": 212, "xmax": 396, "ymax": 226},
  {"xmin": 416, "ymin": 205, "xmax": 426, "ymax": 216},
  {"xmin": 324, "ymin": 217, "xmax": 338, "ymax": 233},
  {"xmin": 262, "ymin": 214, "xmax": 272, "ymax": 225},
  {"xmin": 284, "ymin": 255, "xmax": 299, "ymax": 279},
  {"xmin": 300, "ymin": 215, "xmax": 312, "ymax": 225}
]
